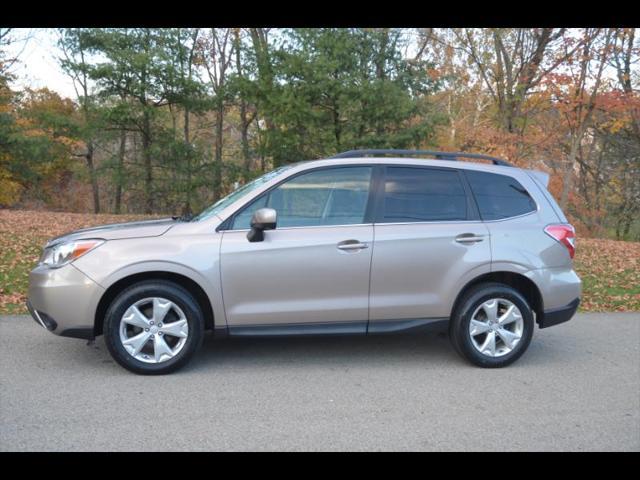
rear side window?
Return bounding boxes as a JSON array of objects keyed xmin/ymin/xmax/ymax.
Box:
[
  {"xmin": 381, "ymin": 167, "xmax": 468, "ymax": 222},
  {"xmin": 465, "ymin": 170, "xmax": 536, "ymax": 220}
]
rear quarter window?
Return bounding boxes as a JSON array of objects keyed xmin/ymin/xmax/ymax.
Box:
[{"xmin": 465, "ymin": 170, "xmax": 536, "ymax": 220}]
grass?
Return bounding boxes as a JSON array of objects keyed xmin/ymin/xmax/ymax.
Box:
[
  {"xmin": 0, "ymin": 209, "xmax": 155, "ymax": 314},
  {"xmin": 1, "ymin": 209, "xmax": 638, "ymax": 314},
  {"xmin": 573, "ymin": 238, "xmax": 640, "ymax": 311}
]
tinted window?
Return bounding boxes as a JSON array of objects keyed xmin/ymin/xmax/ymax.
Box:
[
  {"xmin": 465, "ymin": 170, "xmax": 536, "ymax": 220},
  {"xmin": 381, "ymin": 167, "xmax": 467, "ymax": 222},
  {"xmin": 231, "ymin": 167, "xmax": 373, "ymax": 229}
]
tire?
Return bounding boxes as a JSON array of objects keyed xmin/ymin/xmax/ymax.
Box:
[
  {"xmin": 449, "ymin": 282, "xmax": 534, "ymax": 368},
  {"xmin": 104, "ymin": 280, "xmax": 204, "ymax": 375}
]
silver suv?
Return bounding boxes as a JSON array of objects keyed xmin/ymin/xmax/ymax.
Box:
[{"xmin": 27, "ymin": 150, "xmax": 581, "ymax": 374}]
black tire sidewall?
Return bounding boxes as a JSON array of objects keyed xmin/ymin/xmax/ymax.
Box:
[
  {"xmin": 104, "ymin": 281, "xmax": 204, "ymax": 375},
  {"xmin": 452, "ymin": 283, "xmax": 534, "ymax": 368}
]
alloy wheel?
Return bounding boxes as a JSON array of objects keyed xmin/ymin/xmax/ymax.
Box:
[
  {"xmin": 468, "ymin": 298, "xmax": 524, "ymax": 357},
  {"xmin": 119, "ymin": 297, "xmax": 189, "ymax": 363}
]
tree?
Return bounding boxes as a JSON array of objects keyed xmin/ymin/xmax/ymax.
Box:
[
  {"xmin": 610, "ymin": 28, "xmax": 639, "ymax": 137},
  {"xmin": 58, "ymin": 28, "xmax": 104, "ymax": 213},
  {"xmin": 1, "ymin": 87, "xmax": 79, "ymax": 206},
  {"xmin": 82, "ymin": 28, "xmax": 175, "ymax": 213},
  {"xmin": 546, "ymin": 29, "xmax": 615, "ymax": 209},
  {"xmin": 164, "ymin": 28, "xmax": 205, "ymax": 215},
  {"xmin": 241, "ymin": 28, "xmax": 440, "ymax": 166},
  {"xmin": 0, "ymin": 29, "xmax": 33, "ymax": 83},
  {"xmin": 198, "ymin": 28, "xmax": 235, "ymax": 201},
  {"xmin": 451, "ymin": 28, "xmax": 588, "ymax": 134},
  {"xmin": 232, "ymin": 28, "xmax": 257, "ymax": 178}
]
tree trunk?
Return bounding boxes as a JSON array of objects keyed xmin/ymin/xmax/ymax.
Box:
[
  {"xmin": 184, "ymin": 107, "xmax": 192, "ymax": 215},
  {"xmin": 142, "ymin": 109, "xmax": 153, "ymax": 214},
  {"xmin": 249, "ymin": 28, "xmax": 277, "ymax": 159},
  {"xmin": 85, "ymin": 142, "xmax": 100, "ymax": 214},
  {"xmin": 375, "ymin": 29, "xmax": 389, "ymax": 138},
  {"xmin": 560, "ymin": 136, "xmax": 580, "ymax": 209},
  {"xmin": 622, "ymin": 217, "xmax": 632, "ymax": 240},
  {"xmin": 234, "ymin": 29, "xmax": 252, "ymax": 179},
  {"xmin": 114, "ymin": 130, "xmax": 126, "ymax": 214},
  {"xmin": 213, "ymin": 104, "xmax": 224, "ymax": 201},
  {"xmin": 332, "ymin": 102, "xmax": 341, "ymax": 151},
  {"xmin": 240, "ymin": 109, "xmax": 251, "ymax": 177}
]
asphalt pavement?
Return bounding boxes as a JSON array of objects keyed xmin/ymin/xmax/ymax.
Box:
[{"xmin": 1, "ymin": 312, "xmax": 638, "ymax": 451}]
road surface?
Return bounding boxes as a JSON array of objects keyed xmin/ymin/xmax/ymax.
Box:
[{"xmin": 1, "ymin": 313, "xmax": 638, "ymax": 451}]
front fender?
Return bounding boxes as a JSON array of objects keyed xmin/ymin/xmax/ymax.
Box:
[{"xmin": 73, "ymin": 233, "xmax": 226, "ymax": 329}]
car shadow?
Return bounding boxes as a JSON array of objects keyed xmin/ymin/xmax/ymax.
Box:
[
  {"xmin": 79, "ymin": 328, "xmax": 561, "ymax": 374},
  {"xmin": 184, "ymin": 331, "xmax": 463, "ymax": 372}
]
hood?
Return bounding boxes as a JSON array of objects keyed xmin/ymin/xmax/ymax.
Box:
[{"xmin": 46, "ymin": 218, "xmax": 177, "ymax": 246}]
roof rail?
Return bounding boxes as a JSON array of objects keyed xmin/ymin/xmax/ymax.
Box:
[{"xmin": 329, "ymin": 149, "xmax": 513, "ymax": 167}]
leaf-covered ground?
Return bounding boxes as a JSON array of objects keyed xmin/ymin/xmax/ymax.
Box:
[
  {"xmin": 1, "ymin": 209, "xmax": 638, "ymax": 314},
  {"xmin": 574, "ymin": 238, "xmax": 640, "ymax": 311},
  {"xmin": 0, "ymin": 209, "xmax": 155, "ymax": 314}
]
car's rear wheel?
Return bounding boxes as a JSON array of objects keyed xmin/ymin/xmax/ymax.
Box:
[
  {"xmin": 104, "ymin": 280, "xmax": 204, "ymax": 375},
  {"xmin": 449, "ymin": 282, "xmax": 534, "ymax": 368}
]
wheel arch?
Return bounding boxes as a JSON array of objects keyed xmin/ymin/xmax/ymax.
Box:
[
  {"xmin": 450, "ymin": 271, "xmax": 544, "ymax": 324},
  {"xmin": 94, "ymin": 271, "xmax": 215, "ymax": 337}
]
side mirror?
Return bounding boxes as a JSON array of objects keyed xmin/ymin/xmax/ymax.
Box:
[{"xmin": 247, "ymin": 208, "xmax": 277, "ymax": 242}]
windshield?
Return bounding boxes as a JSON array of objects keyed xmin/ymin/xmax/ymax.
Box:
[{"xmin": 191, "ymin": 165, "xmax": 293, "ymax": 222}]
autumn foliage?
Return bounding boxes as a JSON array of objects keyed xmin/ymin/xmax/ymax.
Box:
[
  {"xmin": 0, "ymin": 28, "xmax": 637, "ymax": 241},
  {"xmin": 0, "ymin": 209, "xmax": 157, "ymax": 313},
  {"xmin": 1, "ymin": 209, "xmax": 638, "ymax": 314},
  {"xmin": 1, "ymin": 28, "xmax": 639, "ymax": 313}
]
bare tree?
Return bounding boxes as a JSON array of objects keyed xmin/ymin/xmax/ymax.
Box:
[
  {"xmin": 610, "ymin": 28, "xmax": 639, "ymax": 137},
  {"xmin": 58, "ymin": 28, "xmax": 101, "ymax": 213},
  {"xmin": 0, "ymin": 28, "xmax": 33, "ymax": 80},
  {"xmin": 453, "ymin": 28, "xmax": 586, "ymax": 133},
  {"xmin": 558, "ymin": 29, "xmax": 615, "ymax": 209},
  {"xmin": 171, "ymin": 28, "xmax": 200, "ymax": 214},
  {"xmin": 200, "ymin": 28, "xmax": 234, "ymax": 201},
  {"xmin": 233, "ymin": 28, "xmax": 257, "ymax": 178}
]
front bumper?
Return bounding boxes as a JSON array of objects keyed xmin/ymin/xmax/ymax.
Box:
[
  {"xmin": 27, "ymin": 263, "xmax": 104, "ymax": 339},
  {"xmin": 26, "ymin": 299, "xmax": 58, "ymax": 331}
]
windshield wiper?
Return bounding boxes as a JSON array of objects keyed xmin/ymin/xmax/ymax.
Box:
[{"xmin": 172, "ymin": 213, "xmax": 194, "ymax": 222}]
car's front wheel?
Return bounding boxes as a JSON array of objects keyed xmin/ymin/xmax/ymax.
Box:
[
  {"xmin": 104, "ymin": 280, "xmax": 204, "ymax": 375},
  {"xmin": 449, "ymin": 282, "xmax": 534, "ymax": 368}
]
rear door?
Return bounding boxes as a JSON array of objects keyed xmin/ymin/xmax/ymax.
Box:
[{"xmin": 368, "ymin": 166, "xmax": 491, "ymax": 329}]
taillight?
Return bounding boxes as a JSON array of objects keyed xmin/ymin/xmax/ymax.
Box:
[{"xmin": 544, "ymin": 224, "xmax": 576, "ymax": 259}]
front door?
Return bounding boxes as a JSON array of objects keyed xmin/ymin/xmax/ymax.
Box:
[{"xmin": 220, "ymin": 166, "xmax": 374, "ymax": 332}]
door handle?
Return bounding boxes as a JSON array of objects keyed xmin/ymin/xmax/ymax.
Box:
[
  {"xmin": 337, "ymin": 240, "xmax": 369, "ymax": 251},
  {"xmin": 455, "ymin": 233, "xmax": 485, "ymax": 244}
]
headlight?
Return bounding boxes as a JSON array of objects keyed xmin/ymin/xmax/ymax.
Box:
[{"xmin": 39, "ymin": 239, "xmax": 105, "ymax": 268}]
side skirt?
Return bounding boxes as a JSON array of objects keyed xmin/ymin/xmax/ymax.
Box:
[
  {"xmin": 222, "ymin": 318, "xmax": 450, "ymax": 338},
  {"xmin": 228, "ymin": 321, "xmax": 366, "ymax": 337},
  {"xmin": 368, "ymin": 318, "xmax": 449, "ymax": 334}
]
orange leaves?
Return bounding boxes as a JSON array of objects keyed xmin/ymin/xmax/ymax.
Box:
[
  {"xmin": 1, "ymin": 209, "xmax": 638, "ymax": 314},
  {"xmin": 0, "ymin": 168, "xmax": 22, "ymax": 205},
  {"xmin": 574, "ymin": 238, "xmax": 640, "ymax": 312},
  {"xmin": 0, "ymin": 209, "xmax": 157, "ymax": 314}
]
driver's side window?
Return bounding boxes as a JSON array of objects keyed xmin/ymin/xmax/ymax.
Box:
[{"xmin": 230, "ymin": 166, "xmax": 373, "ymax": 230}]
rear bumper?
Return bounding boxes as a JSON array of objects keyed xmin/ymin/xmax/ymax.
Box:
[{"xmin": 539, "ymin": 297, "xmax": 580, "ymax": 328}]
